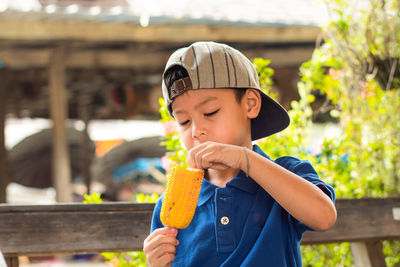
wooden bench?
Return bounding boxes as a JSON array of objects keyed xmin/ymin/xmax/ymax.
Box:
[{"xmin": 1, "ymin": 198, "xmax": 399, "ymax": 267}]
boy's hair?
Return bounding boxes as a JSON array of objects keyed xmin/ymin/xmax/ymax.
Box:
[
  {"xmin": 162, "ymin": 41, "xmax": 290, "ymax": 140},
  {"xmin": 164, "ymin": 65, "xmax": 246, "ymax": 104}
]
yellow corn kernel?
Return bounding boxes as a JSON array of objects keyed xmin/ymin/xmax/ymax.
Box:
[{"xmin": 160, "ymin": 164, "xmax": 204, "ymax": 229}]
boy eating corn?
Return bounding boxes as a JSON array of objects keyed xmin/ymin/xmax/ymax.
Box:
[{"xmin": 143, "ymin": 41, "xmax": 336, "ymax": 267}]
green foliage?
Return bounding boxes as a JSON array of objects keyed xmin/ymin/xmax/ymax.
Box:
[
  {"xmin": 300, "ymin": 0, "xmax": 400, "ymax": 199},
  {"xmin": 157, "ymin": 1, "xmax": 400, "ymax": 264},
  {"xmin": 257, "ymin": 0, "xmax": 400, "ymax": 265},
  {"xmin": 253, "ymin": 57, "xmax": 276, "ymax": 97},
  {"xmin": 133, "ymin": 192, "xmax": 159, "ymax": 203},
  {"xmin": 158, "ymin": 98, "xmax": 188, "ymax": 165},
  {"xmin": 101, "ymin": 251, "xmax": 146, "ymax": 267},
  {"xmin": 83, "ymin": 192, "xmax": 103, "ymax": 203},
  {"xmin": 302, "ymin": 243, "xmax": 352, "ymax": 267}
]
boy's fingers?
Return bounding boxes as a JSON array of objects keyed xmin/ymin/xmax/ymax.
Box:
[
  {"xmin": 197, "ymin": 151, "xmax": 215, "ymax": 169},
  {"xmin": 164, "ymin": 226, "xmax": 178, "ymax": 236},
  {"xmin": 192, "ymin": 145, "xmax": 227, "ymax": 170},
  {"xmin": 150, "ymin": 242, "xmax": 177, "ymax": 261},
  {"xmin": 144, "ymin": 227, "xmax": 179, "ymax": 251},
  {"xmin": 145, "ymin": 227, "xmax": 177, "ymax": 243},
  {"xmin": 186, "ymin": 149, "xmax": 197, "ymax": 168},
  {"xmin": 146, "ymin": 251, "xmax": 175, "ymax": 267},
  {"xmin": 144, "ymin": 235, "xmax": 179, "ymax": 266},
  {"xmin": 151, "ymin": 252, "xmax": 175, "ymax": 267},
  {"xmin": 144, "ymin": 234, "xmax": 178, "ymax": 253},
  {"xmin": 144, "ymin": 228, "xmax": 178, "ymax": 267},
  {"xmin": 188, "ymin": 142, "xmax": 215, "ymax": 168}
]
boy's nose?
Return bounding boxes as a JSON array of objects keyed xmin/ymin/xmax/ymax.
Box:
[{"xmin": 191, "ymin": 122, "xmax": 207, "ymax": 139}]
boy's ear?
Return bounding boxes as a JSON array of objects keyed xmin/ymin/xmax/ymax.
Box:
[{"xmin": 245, "ymin": 89, "xmax": 261, "ymax": 119}]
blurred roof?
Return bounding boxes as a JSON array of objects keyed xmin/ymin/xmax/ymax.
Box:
[
  {"xmin": 0, "ymin": 0, "xmax": 325, "ymax": 120},
  {"xmin": 0, "ymin": 0, "xmax": 327, "ymax": 27}
]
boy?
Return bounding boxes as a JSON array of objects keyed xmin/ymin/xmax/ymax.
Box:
[{"xmin": 143, "ymin": 41, "xmax": 336, "ymax": 266}]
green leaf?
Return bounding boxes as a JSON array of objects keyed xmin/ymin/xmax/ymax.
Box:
[{"xmin": 83, "ymin": 192, "xmax": 103, "ymax": 204}]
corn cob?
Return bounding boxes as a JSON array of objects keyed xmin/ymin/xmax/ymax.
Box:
[{"xmin": 160, "ymin": 164, "xmax": 204, "ymax": 229}]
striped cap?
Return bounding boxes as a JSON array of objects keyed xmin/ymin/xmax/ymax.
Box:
[{"xmin": 162, "ymin": 41, "xmax": 290, "ymax": 140}]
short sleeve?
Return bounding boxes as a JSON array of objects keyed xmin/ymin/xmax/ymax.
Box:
[
  {"xmin": 274, "ymin": 156, "xmax": 335, "ymax": 202},
  {"xmin": 274, "ymin": 156, "xmax": 336, "ymax": 234},
  {"xmin": 151, "ymin": 195, "xmax": 164, "ymax": 233}
]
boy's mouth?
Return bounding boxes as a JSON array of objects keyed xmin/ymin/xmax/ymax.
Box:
[{"xmin": 193, "ymin": 140, "xmax": 201, "ymax": 146}]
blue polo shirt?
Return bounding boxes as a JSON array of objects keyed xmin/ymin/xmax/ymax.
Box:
[{"xmin": 151, "ymin": 145, "xmax": 335, "ymax": 266}]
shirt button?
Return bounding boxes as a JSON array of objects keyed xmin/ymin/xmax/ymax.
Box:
[{"xmin": 220, "ymin": 216, "xmax": 230, "ymax": 225}]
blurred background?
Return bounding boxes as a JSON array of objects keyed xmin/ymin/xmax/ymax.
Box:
[
  {"xmin": 0, "ymin": 0, "xmax": 334, "ymax": 205},
  {"xmin": 2, "ymin": 0, "xmax": 399, "ymax": 266}
]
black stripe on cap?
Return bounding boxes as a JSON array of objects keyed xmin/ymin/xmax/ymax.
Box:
[
  {"xmin": 222, "ymin": 46, "xmax": 231, "ymax": 87},
  {"xmin": 191, "ymin": 46, "xmax": 200, "ymax": 88},
  {"xmin": 228, "ymin": 53, "xmax": 237, "ymax": 87},
  {"xmin": 206, "ymin": 42, "xmax": 216, "ymax": 88}
]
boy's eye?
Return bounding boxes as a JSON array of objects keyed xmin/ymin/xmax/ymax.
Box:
[
  {"xmin": 204, "ymin": 109, "xmax": 220, "ymax": 117},
  {"xmin": 178, "ymin": 120, "xmax": 190, "ymax": 126}
]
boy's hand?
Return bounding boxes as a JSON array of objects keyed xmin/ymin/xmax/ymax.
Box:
[
  {"xmin": 187, "ymin": 141, "xmax": 244, "ymax": 171},
  {"xmin": 143, "ymin": 227, "xmax": 179, "ymax": 267}
]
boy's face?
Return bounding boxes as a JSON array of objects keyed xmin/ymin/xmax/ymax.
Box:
[{"xmin": 171, "ymin": 88, "xmax": 251, "ymax": 150}]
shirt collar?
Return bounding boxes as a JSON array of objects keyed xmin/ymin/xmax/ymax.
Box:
[
  {"xmin": 197, "ymin": 144, "xmax": 270, "ymax": 206},
  {"xmin": 197, "ymin": 178, "xmax": 216, "ymax": 206}
]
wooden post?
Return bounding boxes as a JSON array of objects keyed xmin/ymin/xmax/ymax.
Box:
[
  {"xmin": 49, "ymin": 46, "xmax": 72, "ymax": 202},
  {"xmin": 5, "ymin": 256, "xmax": 18, "ymax": 267},
  {"xmin": 0, "ymin": 67, "xmax": 10, "ymax": 203},
  {"xmin": 351, "ymin": 241, "xmax": 387, "ymax": 267},
  {"xmin": 79, "ymin": 89, "xmax": 92, "ymax": 194}
]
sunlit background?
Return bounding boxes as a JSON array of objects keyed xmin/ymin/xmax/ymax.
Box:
[
  {"xmin": 1, "ymin": 0, "xmax": 399, "ymax": 265},
  {"xmin": 0, "ymin": 0, "xmax": 340, "ymax": 206}
]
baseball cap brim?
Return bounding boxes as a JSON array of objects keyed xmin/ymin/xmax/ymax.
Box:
[{"xmin": 251, "ymin": 90, "xmax": 290, "ymax": 140}]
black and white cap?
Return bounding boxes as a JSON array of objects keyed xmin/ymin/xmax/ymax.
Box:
[{"xmin": 162, "ymin": 41, "xmax": 290, "ymax": 140}]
